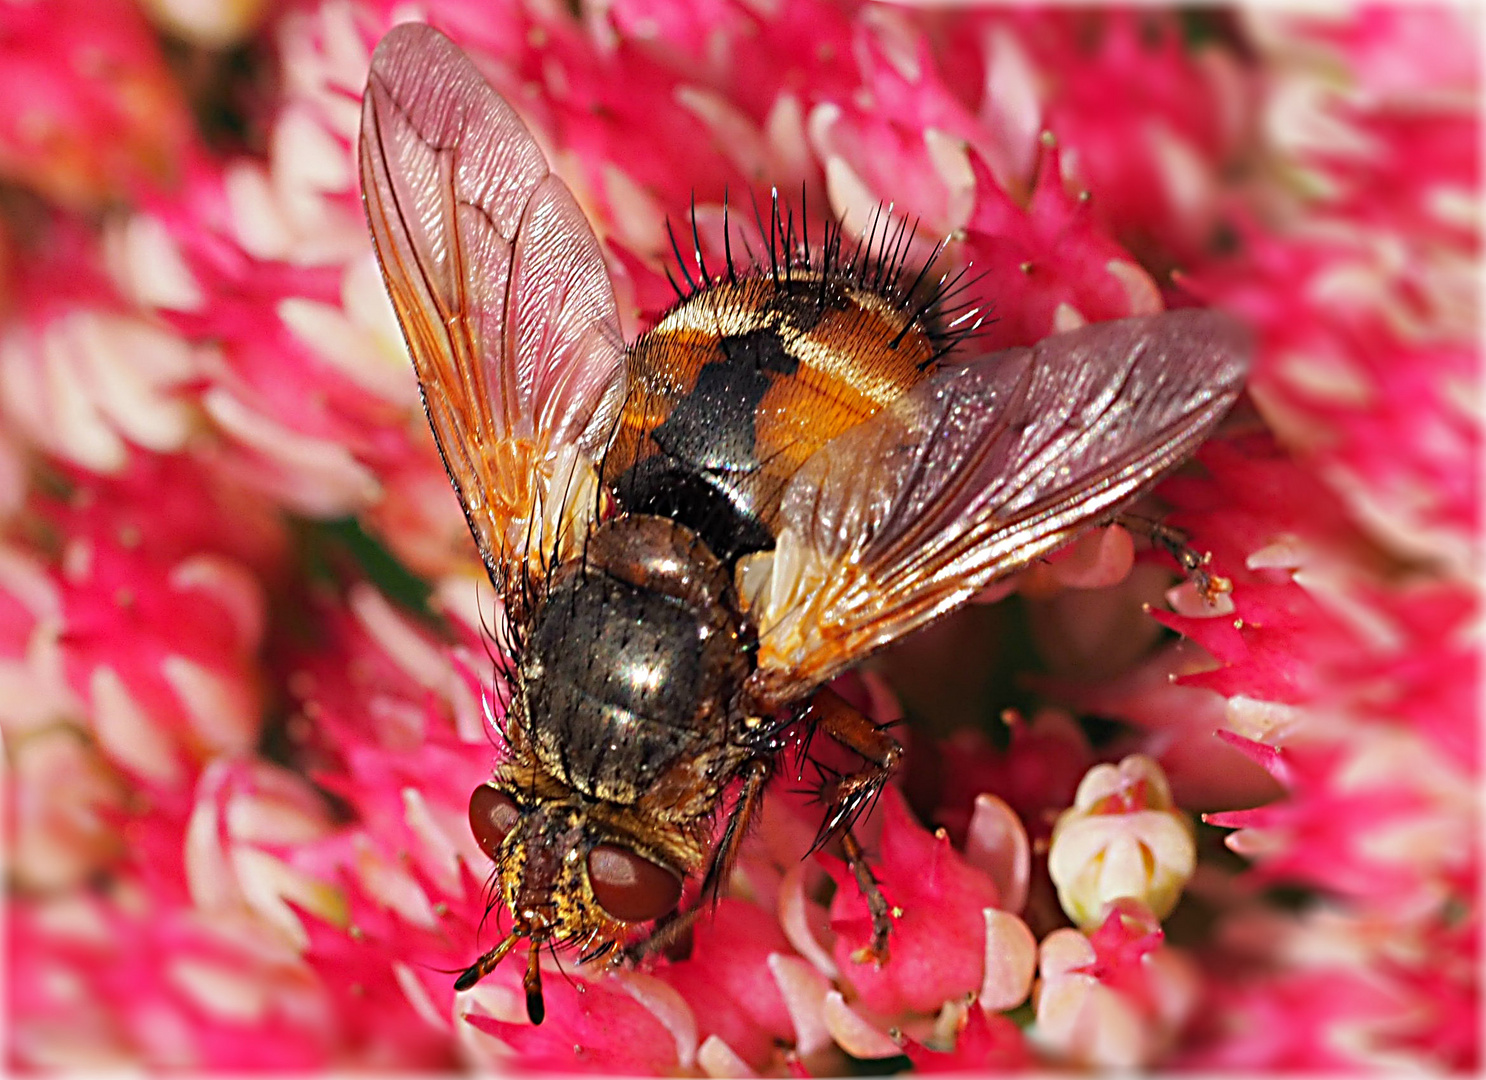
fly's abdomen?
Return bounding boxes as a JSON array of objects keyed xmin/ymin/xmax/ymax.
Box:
[{"xmin": 603, "ymin": 276, "xmax": 937, "ymax": 562}]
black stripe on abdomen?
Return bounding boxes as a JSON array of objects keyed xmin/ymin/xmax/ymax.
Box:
[{"xmin": 614, "ymin": 328, "xmax": 798, "ymax": 563}]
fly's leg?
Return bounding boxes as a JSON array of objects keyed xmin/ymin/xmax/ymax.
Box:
[
  {"xmin": 800, "ymin": 686, "xmax": 902, "ymax": 965},
  {"xmin": 801, "ymin": 687, "xmax": 903, "ymax": 848},
  {"xmin": 623, "ymin": 757, "xmax": 771, "ymax": 965},
  {"xmin": 699, "ymin": 756, "xmax": 773, "ymax": 902},
  {"xmin": 625, "ymin": 906, "xmax": 696, "ymax": 965},
  {"xmin": 840, "ymin": 827, "xmax": 896, "ymax": 966},
  {"xmin": 1116, "ymin": 514, "xmax": 1231, "ymax": 606}
]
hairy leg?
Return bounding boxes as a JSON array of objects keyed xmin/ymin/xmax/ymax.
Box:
[
  {"xmin": 1116, "ymin": 513, "xmax": 1231, "ymax": 605},
  {"xmin": 799, "ymin": 686, "xmax": 902, "ymax": 964}
]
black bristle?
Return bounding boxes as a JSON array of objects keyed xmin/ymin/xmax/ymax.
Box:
[
  {"xmin": 689, "ymin": 193, "xmax": 712, "ymax": 289},
  {"xmin": 722, "ymin": 190, "xmax": 738, "ymax": 284},
  {"xmin": 760, "ymin": 189, "xmax": 779, "ymax": 286},
  {"xmin": 781, "ymin": 197, "xmax": 794, "ymax": 286},
  {"xmin": 799, "ymin": 182, "xmax": 811, "ymax": 270},
  {"xmin": 662, "ymin": 262, "xmax": 685, "ymax": 302},
  {"xmin": 858, "ymin": 206, "xmax": 880, "ymax": 290},
  {"xmin": 666, "ymin": 220, "xmax": 697, "ymax": 296},
  {"xmin": 880, "ymin": 213, "xmax": 911, "ymax": 291},
  {"xmin": 656, "ymin": 190, "xmax": 983, "ymax": 364},
  {"xmin": 895, "ymin": 236, "xmax": 945, "ymax": 322}
]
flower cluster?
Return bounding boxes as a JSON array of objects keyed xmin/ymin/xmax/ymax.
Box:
[{"xmin": 2, "ymin": 1, "xmax": 1476, "ymax": 1073}]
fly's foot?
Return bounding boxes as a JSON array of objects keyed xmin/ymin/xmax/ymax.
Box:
[
  {"xmin": 1165, "ymin": 542, "xmax": 1233, "ymax": 609},
  {"xmin": 842, "ymin": 828, "xmax": 895, "ymax": 966},
  {"xmin": 1118, "ymin": 515, "xmax": 1231, "ymax": 608}
]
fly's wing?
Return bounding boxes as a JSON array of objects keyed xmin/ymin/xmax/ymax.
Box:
[
  {"xmin": 739, "ymin": 309, "xmax": 1250, "ymax": 707},
  {"xmin": 359, "ymin": 23, "xmax": 625, "ymax": 614}
]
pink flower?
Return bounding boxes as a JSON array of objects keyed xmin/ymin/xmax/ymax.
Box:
[
  {"xmin": 44, "ymin": 465, "xmax": 275, "ymax": 788},
  {"xmin": 824, "ymin": 786, "xmax": 1017, "ymax": 1016},
  {"xmin": 10, "ymin": 885, "xmax": 336, "ymax": 1068},
  {"xmin": 927, "ymin": 708, "xmax": 1093, "ymax": 844},
  {"xmin": 1034, "ymin": 900, "xmax": 1200, "ymax": 1067},
  {"xmin": 0, "ymin": 0, "xmax": 192, "ymax": 209},
  {"xmin": 465, "ymin": 970, "xmax": 689, "ymax": 1074},
  {"xmin": 0, "ymin": 220, "xmax": 201, "ymax": 474},
  {"xmin": 899, "ymin": 1005, "xmax": 1031, "ymax": 1072},
  {"xmin": 658, "ymin": 900, "xmax": 797, "ymax": 1070},
  {"xmin": 7, "ymin": 723, "xmax": 125, "ymax": 892},
  {"xmin": 1208, "ymin": 728, "xmax": 1474, "ymax": 918},
  {"xmin": 961, "ymin": 139, "xmax": 1166, "ymax": 352}
]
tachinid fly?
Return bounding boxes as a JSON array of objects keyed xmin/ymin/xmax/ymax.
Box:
[{"xmin": 357, "ymin": 22, "xmax": 1250, "ymax": 1025}]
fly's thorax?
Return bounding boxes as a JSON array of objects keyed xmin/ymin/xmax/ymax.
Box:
[{"xmin": 515, "ymin": 516, "xmax": 754, "ymax": 805}]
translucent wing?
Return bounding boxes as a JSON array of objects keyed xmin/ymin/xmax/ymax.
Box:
[
  {"xmin": 739, "ymin": 309, "xmax": 1250, "ymax": 706},
  {"xmin": 359, "ymin": 23, "xmax": 625, "ymax": 610}
]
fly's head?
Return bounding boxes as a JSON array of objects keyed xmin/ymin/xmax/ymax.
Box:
[{"xmin": 459, "ymin": 775, "xmax": 698, "ymax": 1022}]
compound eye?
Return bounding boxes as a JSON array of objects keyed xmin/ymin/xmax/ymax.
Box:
[
  {"xmin": 586, "ymin": 844, "xmax": 682, "ymax": 923},
  {"xmin": 468, "ymin": 784, "xmax": 520, "ymax": 861}
]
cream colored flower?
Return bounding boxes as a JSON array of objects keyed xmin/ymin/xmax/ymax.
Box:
[{"xmin": 1047, "ymin": 755, "xmax": 1196, "ymax": 930}]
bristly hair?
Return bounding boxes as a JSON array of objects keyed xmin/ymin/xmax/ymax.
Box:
[{"xmin": 662, "ymin": 186, "xmax": 988, "ymax": 368}]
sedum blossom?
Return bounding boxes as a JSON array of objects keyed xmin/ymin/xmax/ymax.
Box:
[
  {"xmin": 1047, "ymin": 753, "xmax": 1197, "ymax": 930},
  {"xmin": 0, "ymin": 0, "xmax": 193, "ymax": 209},
  {"xmin": 1034, "ymin": 899, "xmax": 1200, "ymax": 1068}
]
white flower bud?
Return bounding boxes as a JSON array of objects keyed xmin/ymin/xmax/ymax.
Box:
[{"xmin": 1047, "ymin": 755, "xmax": 1196, "ymax": 929}]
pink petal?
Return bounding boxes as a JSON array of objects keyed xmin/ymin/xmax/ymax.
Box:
[
  {"xmin": 768, "ymin": 953, "xmax": 833, "ymax": 1059},
  {"xmin": 979, "ymin": 909, "xmax": 1036, "ymax": 1012},
  {"xmin": 697, "ymin": 1034, "xmax": 756, "ymax": 1078},
  {"xmin": 962, "ymin": 794, "xmax": 1031, "ymax": 915},
  {"xmin": 821, "ymin": 991, "xmax": 901, "ymax": 1060}
]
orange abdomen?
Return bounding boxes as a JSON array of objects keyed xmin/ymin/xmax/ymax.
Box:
[{"xmin": 603, "ymin": 275, "xmax": 936, "ymax": 553}]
